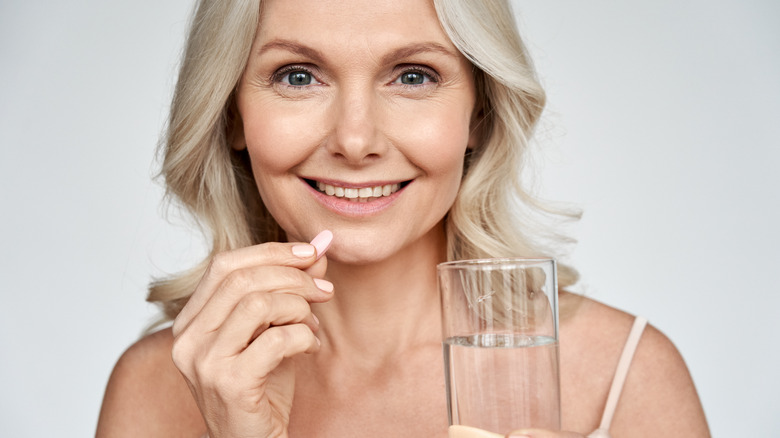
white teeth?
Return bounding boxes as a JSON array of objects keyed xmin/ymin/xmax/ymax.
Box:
[
  {"xmin": 314, "ymin": 181, "xmax": 403, "ymax": 200},
  {"xmin": 358, "ymin": 187, "xmax": 372, "ymax": 198}
]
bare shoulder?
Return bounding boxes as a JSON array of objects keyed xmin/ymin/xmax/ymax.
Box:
[
  {"xmin": 559, "ymin": 293, "xmax": 710, "ymax": 436},
  {"xmin": 558, "ymin": 294, "xmax": 637, "ymax": 430},
  {"xmin": 614, "ymin": 318, "xmax": 710, "ymax": 436},
  {"xmin": 96, "ymin": 327, "xmax": 205, "ymax": 437}
]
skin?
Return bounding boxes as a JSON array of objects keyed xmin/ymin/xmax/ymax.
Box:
[
  {"xmin": 234, "ymin": 0, "xmax": 477, "ymax": 264},
  {"xmin": 95, "ymin": 0, "xmax": 711, "ymax": 437}
]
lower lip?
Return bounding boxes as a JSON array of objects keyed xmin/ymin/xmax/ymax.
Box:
[{"xmin": 303, "ymin": 180, "xmax": 408, "ymax": 217}]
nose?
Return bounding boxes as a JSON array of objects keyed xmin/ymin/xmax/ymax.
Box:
[{"xmin": 325, "ymin": 86, "xmax": 386, "ymax": 164}]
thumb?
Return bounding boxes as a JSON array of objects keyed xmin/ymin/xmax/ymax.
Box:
[
  {"xmin": 304, "ymin": 254, "xmax": 328, "ymax": 278},
  {"xmin": 302, "ymin": 230, "xmax": 331, "ymax": 278}
]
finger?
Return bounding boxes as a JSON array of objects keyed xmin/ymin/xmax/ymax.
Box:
[
  {"xmin": 213, "ymin": 292, "xmax": 316, "ymax": 356},
  {"xmin": 303, "ymin": 254, "xmax": 328, "ymax": 278},
  {"xmin": 302, "ymin": 229, "xmax": 333, "ymax": 278},
  {"xmin": 238, "ymin": 323, "xmax": 320, "ymax": 376},
  {"xmin": 189, "ymin": 265, "xmax": 333, "ymax": 336},
  {"xmin": 174, "ymin": 242, "xmax": 315, "ymax": 336},
  {"xmin": 174, "ymin": 231, "xmax": 333, "ymax": 336}
]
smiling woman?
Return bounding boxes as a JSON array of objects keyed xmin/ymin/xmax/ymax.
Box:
[
  {"xmin": 95, "ymin": 1, "xmax": 710, "ymax": 437},
  {"xmin": 234, "ymin": 1, "xmax": 478, "ymax": 265}
]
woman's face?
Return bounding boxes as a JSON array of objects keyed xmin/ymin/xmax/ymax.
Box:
[{"xmin": 235, "ymin": 0, "xmax": 478, "ymax": 264}]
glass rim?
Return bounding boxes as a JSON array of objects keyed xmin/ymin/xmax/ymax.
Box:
[{"xmin": 437, "ymin": 257, "xmax": 556, "ymax": 270}]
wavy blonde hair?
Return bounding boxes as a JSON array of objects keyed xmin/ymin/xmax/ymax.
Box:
[{"xmin": 149, "ymin": 0, "xmax": 580, "ymax": 321}]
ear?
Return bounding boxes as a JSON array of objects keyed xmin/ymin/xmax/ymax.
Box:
[{"xmin": 229, "ymin": 101, "xmax": 247, "ymax": 151}]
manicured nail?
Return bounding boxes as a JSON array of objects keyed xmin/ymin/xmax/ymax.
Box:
[
  {"xmin": 314, "ymin": 278, "xmax": 334, "ymax": 293},
  {"xmin": 310, "ymin": 230, "xmax": 333, "ymax": 259},
  {"xmin": 292, "ymin": 244, "xmax": 315, "ymax": 258},
  {"xmin": 312, "ymin": 313, "xmax": 320, "ymax": 325}
]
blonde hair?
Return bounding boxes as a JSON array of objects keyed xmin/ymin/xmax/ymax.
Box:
[
  {"xmin": 149, "ymin": 0, "xmax": 579, "ymax": 322},
  {"xmin": 433, "ymin": 2, "xmax": 580, "ymax": 284}
]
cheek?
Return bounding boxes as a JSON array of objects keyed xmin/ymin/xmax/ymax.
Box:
[
  {"xmin": 242, "ymin": 101, "xmax": 324, "ymax": 175},
  {"xmin": 393, "ymin": 102, "xmax": 472, "ymax": 178}
]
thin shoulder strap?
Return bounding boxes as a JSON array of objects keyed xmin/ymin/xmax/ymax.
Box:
[{"xmin": 597, "ymin": 316, "xmax": 648, "ymax": 431}]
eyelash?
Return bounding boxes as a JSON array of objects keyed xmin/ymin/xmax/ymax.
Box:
[
  {"xmin": 394, "ymin": 66, "xmax": 440, "ymax": 87},
  {"xmin": 270, "ymin": 65, "xmax": 440, "ymax": 88},
  {"xmin": 270, "ymin": 65, "xmax": 318, "ymax": 87}
]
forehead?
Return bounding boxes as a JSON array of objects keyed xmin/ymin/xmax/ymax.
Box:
[{"xmin": 256, "ymin": 0, "xmax": 455, "ymax": 53}]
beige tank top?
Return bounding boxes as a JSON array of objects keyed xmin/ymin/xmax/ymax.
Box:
[{"xmin": 587, "ymin": 316, "xmax": 648, "ymax": 438}]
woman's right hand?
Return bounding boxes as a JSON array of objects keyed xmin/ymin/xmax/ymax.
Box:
[{"xmin": 171, "ymin": 231, "xmax": 334, "ymax": 438}]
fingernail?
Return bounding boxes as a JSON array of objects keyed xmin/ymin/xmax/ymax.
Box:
[
  {"xmin": 292, "ymin": 244, "xmax": 315, "ymax": 258},
  {"xmin": 310, "ymin": 230, "xmax": 333, "ymax": 260},
  {"xmin": 312, "ymin": 313, "xmax": 320, "ymax": 325},
  {"xmin": 314, "ymin": 278, "xmax": 334, "ymax": 293}
]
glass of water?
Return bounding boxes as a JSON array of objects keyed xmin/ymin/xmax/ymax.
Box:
[{"xmin": 438, "ymin": 258, "xmax": 560, "ymax": 436}]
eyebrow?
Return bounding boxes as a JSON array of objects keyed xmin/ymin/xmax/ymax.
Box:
[
  {"xmin": 256, "ymin": 39, "xmax": 460, "ymax": 65},
  {"xmin": 379, "ymin": 43, "xmax": 460, "ymax": 65},
  {"xmin": 257, "ymin": 39, "xmax": 326, "ymax": 63}
]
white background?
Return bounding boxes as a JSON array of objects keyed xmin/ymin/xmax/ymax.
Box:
[{"xmin": 1, "ymin": 0, "xmax": 778, "ymax": 436}]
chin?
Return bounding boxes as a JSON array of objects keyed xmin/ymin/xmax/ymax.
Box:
[
  {"xmin": 325, "ymin": 222, "xmax": 446, "ymax": 268},
  {"xmin": 325, "ymin": 239, "xmax": 394, "ymax": 266}
]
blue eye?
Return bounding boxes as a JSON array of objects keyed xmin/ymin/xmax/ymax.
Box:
[
  {"xmin": 400, "ymin": 71, "xmax": 426, "ymax": 85},
  {"xmin": 286, "ymin": 71, "xmax": 313, "ymax": 86},
  {"xmin": 394, "ymin": 68, "xmax": 438, "ymax": 86},
  {"xmin": 273, "ymin": 66, "xmax": 320, "ymax": 87}
]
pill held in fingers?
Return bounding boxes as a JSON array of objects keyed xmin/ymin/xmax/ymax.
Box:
[{"xmin": 310, "ymin": 230, "xmax": 333, "ymax": 259}]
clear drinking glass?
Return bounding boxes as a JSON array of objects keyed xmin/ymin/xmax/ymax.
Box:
[{"xmin": 438, "ymin": 258, "xmax": 561, "ymax": 436}]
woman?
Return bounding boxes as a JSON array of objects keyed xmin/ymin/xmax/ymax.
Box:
[{"xmin": 96, "ymin": 0, "xmax": 710, "ymax": 437}]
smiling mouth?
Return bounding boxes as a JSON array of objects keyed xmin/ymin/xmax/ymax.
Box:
[{"xmin": 305, "ymin": 179, "xmax": 409, "ymax": 202}]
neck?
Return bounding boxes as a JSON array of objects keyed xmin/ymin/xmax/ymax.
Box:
[{"xmin": 313, "ymin": 225, "xmax": 447, "ymax": 360}]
